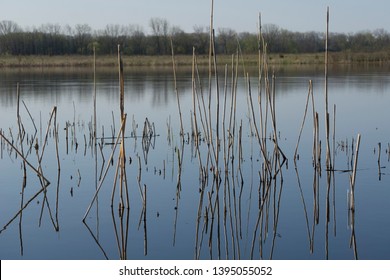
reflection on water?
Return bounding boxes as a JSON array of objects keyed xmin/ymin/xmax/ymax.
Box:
[{"xmin": 0, "ymin": 65, "xmax": 389, "ymax": 260}]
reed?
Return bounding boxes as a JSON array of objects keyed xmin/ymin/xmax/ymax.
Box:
[
  {"xmin": 170, "ymin": 38, "xmax": 184, "ymax": 138},
  {"xmin": 349, "ymin": 134, "xmax": 361, "ymax": 211},
  {"xmin": 83, "ymin": 115, "xmax": 127, "ymax": 221},
  {"xmin": 93, "ymin": 46, "xmax": 97, "ymax": 145},
  {"xmin": 212, "ymin": 28, "xmax": 221, "ymax": 179},
  {"xmin": 2, "ymin": 1, "xmax": 385, "ymax": 260},
  {"xmin": 54, "ymin": 108, "xmax": 60, "ymax": 171},
  {"xmin": 0, "ymin": 131, "xmax": 50, "ymax": 186},
  {"xmin": 324, "ymin": 7, "xmax": 332, "ymax": 170},
  {"xmin": 118, "ymin": 44, "xmax": 129, "ymax": 210},
  {"xmin": 294, "ymin": 80, "xmax": 314, "ymax": 161},
  {"xmin": 16, "ymin": 83, "xmax": 27, "ymax": 182}
]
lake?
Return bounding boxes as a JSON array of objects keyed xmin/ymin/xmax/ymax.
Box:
[{"xmin": 0, "ymin": 64, "xmax": 389, "ymax": 260}]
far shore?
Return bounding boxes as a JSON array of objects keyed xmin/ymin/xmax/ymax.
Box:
[{"xmin": 1, "ymin": 51, "xmax": 390, "ymax": 68}]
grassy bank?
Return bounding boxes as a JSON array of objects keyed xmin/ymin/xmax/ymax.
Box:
[{"xmin": 1, "ymin": 51, "xmax": 390, "ymax": 68}]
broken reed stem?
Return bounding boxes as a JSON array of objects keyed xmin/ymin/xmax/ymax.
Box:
[
  {"xmin": 314, "ymin": 112, "xmax": 319, "ymax": 168},
  {"xmin": 350, "ymin": 134, "xmax": 361, "ymax": 211},
  {"xmin": 39, "ymin": 107, "xmax": 57, "ymax": 163},
  {"xmin": 192, "ymin": 47, "xmax": 200, "ymax": 146},
  {"xmin": 22, "ymin": 100, "xmax": 38, "ymax": 133},
  {"xmin": 83, "ymin": 115, "xmax": 127, "ymax": 221},
  {"xmin": 16, "ymin": 83, "xmax": 27, "ymax": 180},
  {"xmin": 294, "ymin": 80, "xmax": 313, "ymax": 161},
  {"xmin": 54, "ymin": 108, "xmax": 60, "ymax": 171},
  {"xmin": 0, "ymin": 186, "xmax": 47, "ymax": 233},
  {"xmin": 247, "ymin": 73, "xmax": 271, "ymax": 176},
  {"xmin": 118, "ymin": 45, "xmax": 125, "ymax": 120},
  {"xmin": 0, "ymin": 131, "xmax": 50, "ymax": 186},
  {"xmin": 170, "ymin": 38, "xmax": 184, "ymax": 138}
]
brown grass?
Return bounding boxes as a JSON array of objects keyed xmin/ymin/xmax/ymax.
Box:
[{"xmin": 1, "ymin": 51, "xmax": 390, "ymax": 68}]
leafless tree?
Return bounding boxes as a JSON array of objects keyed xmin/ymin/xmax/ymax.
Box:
[{"xmin": 0, "ymin": 20, "xmax": 21, "ymax": 35}]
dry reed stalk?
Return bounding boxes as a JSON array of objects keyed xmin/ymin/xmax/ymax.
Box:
[
  {"xmin": 35, "ymin": 108, "xmax": 58, "ymax": 218},
  {"xmin": 54, "ymin": 108, "xmax": 60, "ymax": 171},
  {"xmin": 83, "ymin": 115, "xmax": 127, "ymax": 221},
  {"xmin": 257, "ymin": 13, "xmax": 266, "ymax": 148},
  {"xmin": 65, "ymin": 122, "xmax": 69, "ymax": 154},
  {"xmin": 227, "ymin": 52, "xmax": 238, "ymax": 169},
  {"xmin": 222, "ymin": 63, "xmax": 229, "ymax": 173},
  {"xmin": 269, "ymin": 72, "xmax": 287, "ymax": 179},
  {"xmin": 22, "ymin": 101, "xmax": 37, "ymax": 133},
  {"xmin": 170, "ymin": 38, "xmax": 184, "ymax": 138},
  {"xmin": 314, "ymin": 112, "xmax": 320, "ymax": 168},
  {"xmin": 192, "ymin": 47, "xmax": 200, "ymax": 147},
  {"xmin": 247, "ymin": 73, "xmax": 271, "ymax": 176},
  {"xmin": 294, "ymin": 80, "xmax": 313, "ymax": 161},
  {"xmin": 324, "ymin": 7, "xmax": 332, "ymax": 170},
  {"xmin": 16, "ymin": 83, "xmax": 27, "ymax": 181},
  {"xmin": 117, "ymin": 44, "xmax": 129, "ymax": 210},
  {"xmin": 0, "ymin": 131, "xmax": 50, "ymax": 186},
  {"xmin": 212, "ymin": 28, "xmax": 221, "ymax": 178},
  {"xmin": 93, "ymin": 46, "xmax": 97, "ymax": 145},
  {"xmin": 332, "ymin": 104, "xmax": 336, "ymax": 170},
  {"xmin": 208, "ymin": 0, "xmax": 214, "ymax": 145},
  {"xmin": 118, "ymin": 45, "xmax": 125, "ymax": 120},
  {"xmin": 193, "ymin": 56, "xmax": 210, "ymax": 146},
  {"xmin": 38, "ymin": 107, "xmax": 57, "ymax": 163},
  {"xmin": 111, "ymin": 111, "xmax": 116, "ymax": 140},
  {"xmin": 203, "ymin": 0, "xmax": 220, "ymax": 174},
  {"xmin": 350, "ymin": 134, "xmax": 361, "ymax": 211}
]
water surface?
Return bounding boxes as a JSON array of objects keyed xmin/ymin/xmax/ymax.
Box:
[{"xmin": 0, "ymin": 65, "xmax": 389, "ymax": 259}]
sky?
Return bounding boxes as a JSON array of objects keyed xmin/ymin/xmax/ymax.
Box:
[{"xmin": 0, "ymin": 0, "xmax": 389, "ymax": 34}]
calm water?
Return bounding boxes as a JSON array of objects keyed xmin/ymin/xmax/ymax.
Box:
[{"xmin": 0, "ymin": 65, "xmax": 389, "ymax": 260}]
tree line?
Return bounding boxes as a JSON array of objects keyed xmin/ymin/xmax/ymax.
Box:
[{"xmin": 0, "ymin": 19, "xmax": 389, "ymax": 56}]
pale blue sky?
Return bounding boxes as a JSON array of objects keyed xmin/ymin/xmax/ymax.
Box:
[{"xmin": 0, "ymin": 0, "xmax": 389, "ymax": 33}]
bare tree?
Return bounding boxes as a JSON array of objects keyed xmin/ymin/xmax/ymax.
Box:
[
  {"xmin": 149, "ymin": 17, "xmax": 170, "ymax": 54},
  {"xmin": 104, "ymin": 24, "xmax": 121, "ymax": 38},
  {"xmin": 262, "ymin": 24, "xmax": 281, "ymax": 52},
  {"xmin": 74, "ymin": 24, "xmax": 92, "ymax": 54},
  {"xmin": 149, "ymin": 17, "xmax": 169, "ymax": 37},
  {"xmin": 193, "ymin": 25, "xmax": 209, "ymax": 54},
  {"xmin": 0, "ymin": 20, "xmax": 21, "ymax": 35},
  {"xmin": 217, "ymin": 28, "xmax": 236, "ymax": 54}
]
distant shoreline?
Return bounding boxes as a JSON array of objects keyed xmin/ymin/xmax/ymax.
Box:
[{"xmin": 1, "ymin": 52, "xmax": 389, "ymax": 68}]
